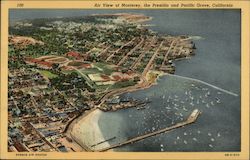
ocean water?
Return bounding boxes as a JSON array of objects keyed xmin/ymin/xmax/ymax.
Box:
[{"xmin": 9, "ymin": 9, "xmax": 241, "ymax": 151}]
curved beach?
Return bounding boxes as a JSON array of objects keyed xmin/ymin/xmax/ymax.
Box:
[{"xmin": 70, "ymin": 109, "xmax": 112, "ymax": 151}]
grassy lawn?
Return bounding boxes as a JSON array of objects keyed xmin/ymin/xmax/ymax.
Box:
[
  {"xmin": 94, "ymin": 62, "xmax": 115, "ymax": 75},
  {"xmin": 61, "ymin": 62, "xmax": 131, "ymax": 92},
  {"xmin": 39, "ymin": 70, "xmax": 58, "ymax": 79}
]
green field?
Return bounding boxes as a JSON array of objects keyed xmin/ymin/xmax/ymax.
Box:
[
  {"xmin": 39, "ymin": 70, "xmax": 58, "ymax": 79},
  {"xmin": 93, "ymin": 62, "xmax": 116, "ymax": 75},
  {"xmin": 60, "ymin": 62, "xmax": 136, "ymax": 92}
]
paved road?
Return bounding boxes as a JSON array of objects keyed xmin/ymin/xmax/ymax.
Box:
[
  {"xmin": 106, "ymin": 38, "xmax": 136, "ymax": 62},
  {"xmin": 130, "ymin": 36, "xmax": 157, "ymax": 70},
  {"xmin": 142, "ymin": 41, "xmax": 164, "ymax": 77},
  {"xmin": 161, "ymin": 39, "xmax": 177, "ymax": 67},
  {"xmin": 117, "ymin": 38, "xmax": 145, "ymax": 66}
]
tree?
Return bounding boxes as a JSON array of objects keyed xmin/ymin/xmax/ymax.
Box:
[{"xmin": 52, "ymin": 63, "xmax": 59, "ymax": 70}]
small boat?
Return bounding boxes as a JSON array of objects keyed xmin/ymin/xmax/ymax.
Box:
[
  {"xmin": 207, "ymin": 91, "xmax": 210, "ymax": 96},
  {"xmin": 174, "ymin": 98, "xmax": 179, "ymax": 102},
  {"xmin": 197, "ymin": 99, "xmax": 200, "ymax": 104},
  {"xmin": 183, "ymin": 107, "xmax": 188, "ymax": 112},
  {"xmin": 206, "ymin": 103, "xmax": 210, "ymax": 108},
  {"xmin": 217, "ymin": 133, "xmax": 221, "ymax": 137},
  {"xmin": 137, "ymin": 106, "xmax": 146, "ymax": 110},
  {"xmin": 216, "ymin": 99, "xmax": 221, "ymax": 104}
]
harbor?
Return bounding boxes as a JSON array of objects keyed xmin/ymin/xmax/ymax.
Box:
[{"xmin": 97, "ymin": 109, "xmax": 201, "ymax": 152}]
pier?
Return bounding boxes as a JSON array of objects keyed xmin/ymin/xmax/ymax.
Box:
[{"xmin": 96, "ymin": 109, "xmax": 201, "ymax": 152}]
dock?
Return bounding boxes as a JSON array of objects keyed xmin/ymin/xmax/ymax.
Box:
[{"xmin": 96, "ymin": 109, "xmax": 201, "ymax": 152}]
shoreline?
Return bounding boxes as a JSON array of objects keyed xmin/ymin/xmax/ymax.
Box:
[
  {"xmin": 65, "ymin": 71, "xmax": 167, "ymax": 151},
  {"xmin": 67, "ymin": 109, "xmax": 114, "ymax": 151}
]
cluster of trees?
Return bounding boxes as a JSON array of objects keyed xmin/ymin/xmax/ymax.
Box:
[{"xmin": 50, "ymin": 72, "xmax": 86, "ymax": 91}]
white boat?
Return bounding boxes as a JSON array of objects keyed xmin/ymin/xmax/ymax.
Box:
[
  {"xmin": 207, "ymin": 91, "xmax": 210, "ymax": 96},
  {"xmin": 217, "ymin": 132, "xmax": 221, "ymax": 137},
  {"xmin": 183, "ymin": 107, "xmax": 188, "ymax": 111},
  {"xmin": 216, "ymin": 99, "xmax": 221, "ymax": 103},
  {"xmin": 206, "ymin": 103, "xmax": 210, "ymax": 108}
]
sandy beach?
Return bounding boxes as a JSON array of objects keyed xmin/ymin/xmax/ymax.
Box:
[{"xmin": 70, "ymin": 109, "xmax": 112, "ymax": 151}]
